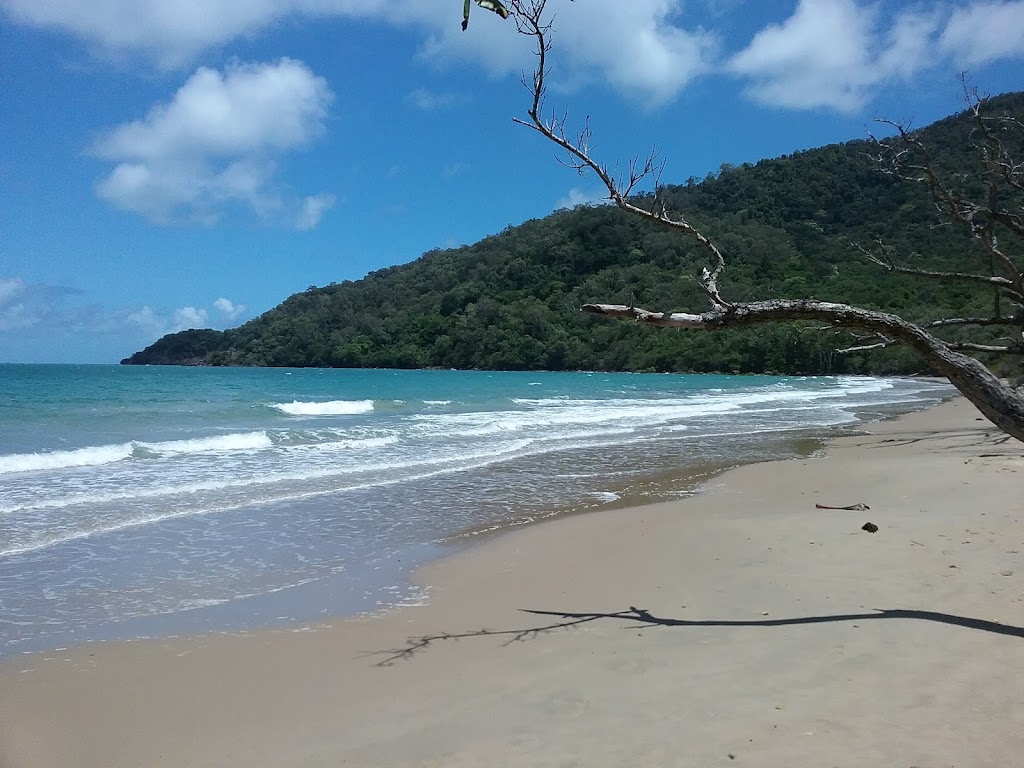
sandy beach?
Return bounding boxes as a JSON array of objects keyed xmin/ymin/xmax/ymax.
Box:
[{"xmin": 1, "ymin": 397, "xmax": 1022, "ymax": 768}]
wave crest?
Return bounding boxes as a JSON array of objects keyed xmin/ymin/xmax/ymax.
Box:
[
  {"xmin": 0, "ymin": 444, "xmax": 134, "ymax": 475},
  {"xmin": 272, "ymin": 400, "xmax": 375, "ymax": 416},
  {"xmin": 0, "ymin": 431, "xmax": 274, "ymax": 475}
]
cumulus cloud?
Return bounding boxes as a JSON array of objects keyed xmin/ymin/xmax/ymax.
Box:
[
  {"xmin": 544, "ymin": 0, "xmax": 717, "ymax": 103},
  {"xmin": 127, "ymin": 305, "xmax": 209, "ymax": 337},
  {"xmin": 2, "ymin": 0, "xmax": 716, "ymax": 103},
  {"xmin": 92, "ymin": 58, "xmax": 334, "ymax": 227},
  {"xmin": 729, "ymin": 1, "xmax": 1024, "ymax": 113},
  {"xmin": 940, "ymin": 1, "xmax": 1024, "ymax": 65},
  {"xmin": 0, "ymin": 0, "xmax": 333, "ymax": 68},
  {"xmin": 295, "ymin": 193, "xmax": 336, "ymax": 230},
  {"xmin": 9, "ymin": 0, "xmax": 1023, "ymax": 113},
  {"xmin": 729, "ymin": 0, "xmax": 940, "ymax": 112},
  {"xmin": 130, "ymin": 298, "xmax": 247, "ymax": 334},
  {"xmin": 1, "ymin": 276, "xmax": 238, "ymax": 340},
  {"xmin": 172, "ymin": 306, "xmax": 208, "ymax": 329},
  {"xmin": 556, "ymin": 187, "xmax": 609, "ymax": 209},
  {"xmin": 405, "ymin": 0, "xmax": 717, "ymax": 103},
  {"xmin": 214, "ymin": 297, "xmax": 247, "ymax": 320},
  {"xmin": 0, "ymin": 275, "xmax": 254, "ymax": 361}
]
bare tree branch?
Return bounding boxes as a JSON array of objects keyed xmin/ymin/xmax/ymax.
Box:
[
  {"xmin": 857, "ymin": 238, "xmax": 1024, "ymax": 309},
  {"xmin": 947, "ymin": 341, "xmax": 1024, "ymax": 355},
  {"xmin": 927, "ymin": 317, "xmax": 1024, "ymax": 328},
  {"xmin": 836, "ymin": 339, "xmax": 895, "ymax": 354},
  {"xmin": 507, "ymin": 1, "xmax": 1024, "ymax": 442},
  {"xmin": 871, "ymin": 83, "xmax": 1024, "ymax": 301},
  {"xmin": 863, "ymin": 250, "xmax": 1024, "ymax": 301},
  {"xmin": 508, "ymin": 0, "xmax": 731, "ymax": 308}
]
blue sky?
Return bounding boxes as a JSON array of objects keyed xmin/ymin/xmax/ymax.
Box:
[{"xmin": 2, "ymin": 0, "xmax": 1023, "ymax": 363}]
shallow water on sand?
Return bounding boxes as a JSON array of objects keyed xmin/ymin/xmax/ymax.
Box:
[{"xmin": 0, "ymin": 366, "xmax": 954, "ymax": 654}]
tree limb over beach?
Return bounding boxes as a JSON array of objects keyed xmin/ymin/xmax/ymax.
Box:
[{"xmin": 505, "ymin": 0, "xmax": 1024, "ymax": 442}]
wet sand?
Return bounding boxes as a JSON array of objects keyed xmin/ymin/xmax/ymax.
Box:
[{"xmin": 2, "ymin": 397, "xmax": 1022, "ymax": 768}]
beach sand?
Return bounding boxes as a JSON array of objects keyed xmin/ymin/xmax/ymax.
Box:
[{"xmin": 2, "ymin": 398, "xmax": 1022, "ymax": 768}]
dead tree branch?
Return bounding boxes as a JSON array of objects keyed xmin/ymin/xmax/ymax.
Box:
[
  {"xmin": 509, "ymin": 0, "xmax": 730, "ymax": 308},
  {"xmin": 507, "ymin": 1, "xmax": 1024, "ymax": 442},
  {"xmin": 870, "ymin": 83, "xmax": 1024, "ymax": 302},
  {"xmin": 928, "ymin": 317, "xmax": 1024, "ymax": 328}
]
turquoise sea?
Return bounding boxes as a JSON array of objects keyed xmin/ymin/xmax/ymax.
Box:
[{"xmin": 0, "ymin": 365, "xmax": 954, "ymax": 655}]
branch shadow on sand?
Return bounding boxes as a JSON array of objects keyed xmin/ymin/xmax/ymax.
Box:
[
  {"xmin": 368, "ymin": 606, "xmax": 1024, "ymax": 666},
  {"xmin": 849, "ymin": 426, "xmax": 1020, "ymax": 451}
]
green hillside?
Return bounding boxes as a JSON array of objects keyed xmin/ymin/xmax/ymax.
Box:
[{"xmin": 123, "ymin": 92, "xmax": 1024, "ymax": 376}]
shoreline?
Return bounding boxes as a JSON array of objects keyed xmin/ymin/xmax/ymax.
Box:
[
  {"xmin": 428, "ymin": 397, "xmax": 940, "ymax": 567},
  {"xmin": 2, "ymin": 397, "xmax": 1022, "ymax": 767},
  {"xmin": 1, "ymin": 399, "xmax": 928, "ymax": 659}
]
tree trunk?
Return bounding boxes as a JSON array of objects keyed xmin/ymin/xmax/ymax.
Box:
[{"xmin": 583, "ymin": 299, "xmax": 1024, "ymax": 443}]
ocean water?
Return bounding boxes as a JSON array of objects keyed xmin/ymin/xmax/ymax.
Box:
[{"xmin": 0, "ymin": 365, "xmax": 954, "ymax": 655}]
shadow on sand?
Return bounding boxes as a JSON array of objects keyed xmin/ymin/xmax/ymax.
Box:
[
  {"xmin": 850, "ymin": 426, "xmax": 1020, "ymax": 452},
  {"xmin": 369, "ymin": 606, "xmax": 1024, "ymax": 666}
]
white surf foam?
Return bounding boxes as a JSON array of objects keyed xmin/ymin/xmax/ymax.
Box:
[
  {"xmin": 272, "ymin": 400, "xmax": 375, "ymax": 416},
  {"xmin": 303, "ymin": 436, "xmax": 399, "ymax": 453},
  {"xmin": 139, "ymin": 432, "xmax": 273, "ymax": 455},
  {"xmin": 0, "ymin": 443, "xmax": 134, "ymax": 475},
  {"xmin": 0, "ymin": 431, "xmax": 276, "ymax": 476}
]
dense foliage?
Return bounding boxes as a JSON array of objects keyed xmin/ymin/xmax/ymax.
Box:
[{"xmin": 124, "ymin": 92, "xmax": 1024, "ymax": 376}]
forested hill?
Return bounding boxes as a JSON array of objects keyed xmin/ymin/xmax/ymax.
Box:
[{"xmin": 123, "ymin": 92, "xmax": 1024, "ymax": 375}]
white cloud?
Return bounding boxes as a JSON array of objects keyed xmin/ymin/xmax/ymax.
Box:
[
  {"xmin": 12, "ymin": 1, "xmax": 1021, "ymax": 115},
  {"xmin": 0, "ymin": 0, "xmax": 339, "ymax": 68},
  {"xmin": 0, "ymin": 277, "xmax": 252, "ymax": 361},
  {"xmin": 878, "ymin": 10, "xmax": 943, "ymax": 80},
  {"xmin": 0, "ymin": 277, "xmax": 81, "ymax": 332},
  {"xmin": 295, "ymin": 193, "xmax": 336, "ymax": 230},
  {"xmin": 729, "ymin": 0, "xmax": 939, "ymax": 112},
  {"xmin": 126, "ymin": 306, "xmax": 164, "ymax": 335},
  {"xmin": 544, "ymin": 0, "xmax": 717, "ymax": 103},
  {"xmin": 128, "ymin": 304, "xmax": 212, "ymax": 335},
  {"xmin": 406, "ymin": 0, "xmax": 717, "ymax": 104},
  {"xmin": 556, "ymin": 186, "xmax": 609, "ymax": 209},
  {"xmin": 406, "ymin": 88, "xmax": 458, "ymax": 111},
  {"xmin": 2, "ymin": 0, "xmax": 716, "ymax": 103},
  {"xmin": 92, "ymin": 58, "xmax": 334, "ymax": 227},
  {"xmin": 940, "ymin": 1, "xmax": 1024, "ymax": 65},
  {"xmin": 0, "ymin": 277, "xmax": 27, "ymax": 307},
  {"xmin": 172, "ymin": 305, "xmax": 208, "ymax": 329},
  {"xmin": 214, "ymin": 297, "xmax": 247, "ymax": 320},
  {"xmin": 130, "ymin": 299, "xmax": 247, "ymax": 335}
]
